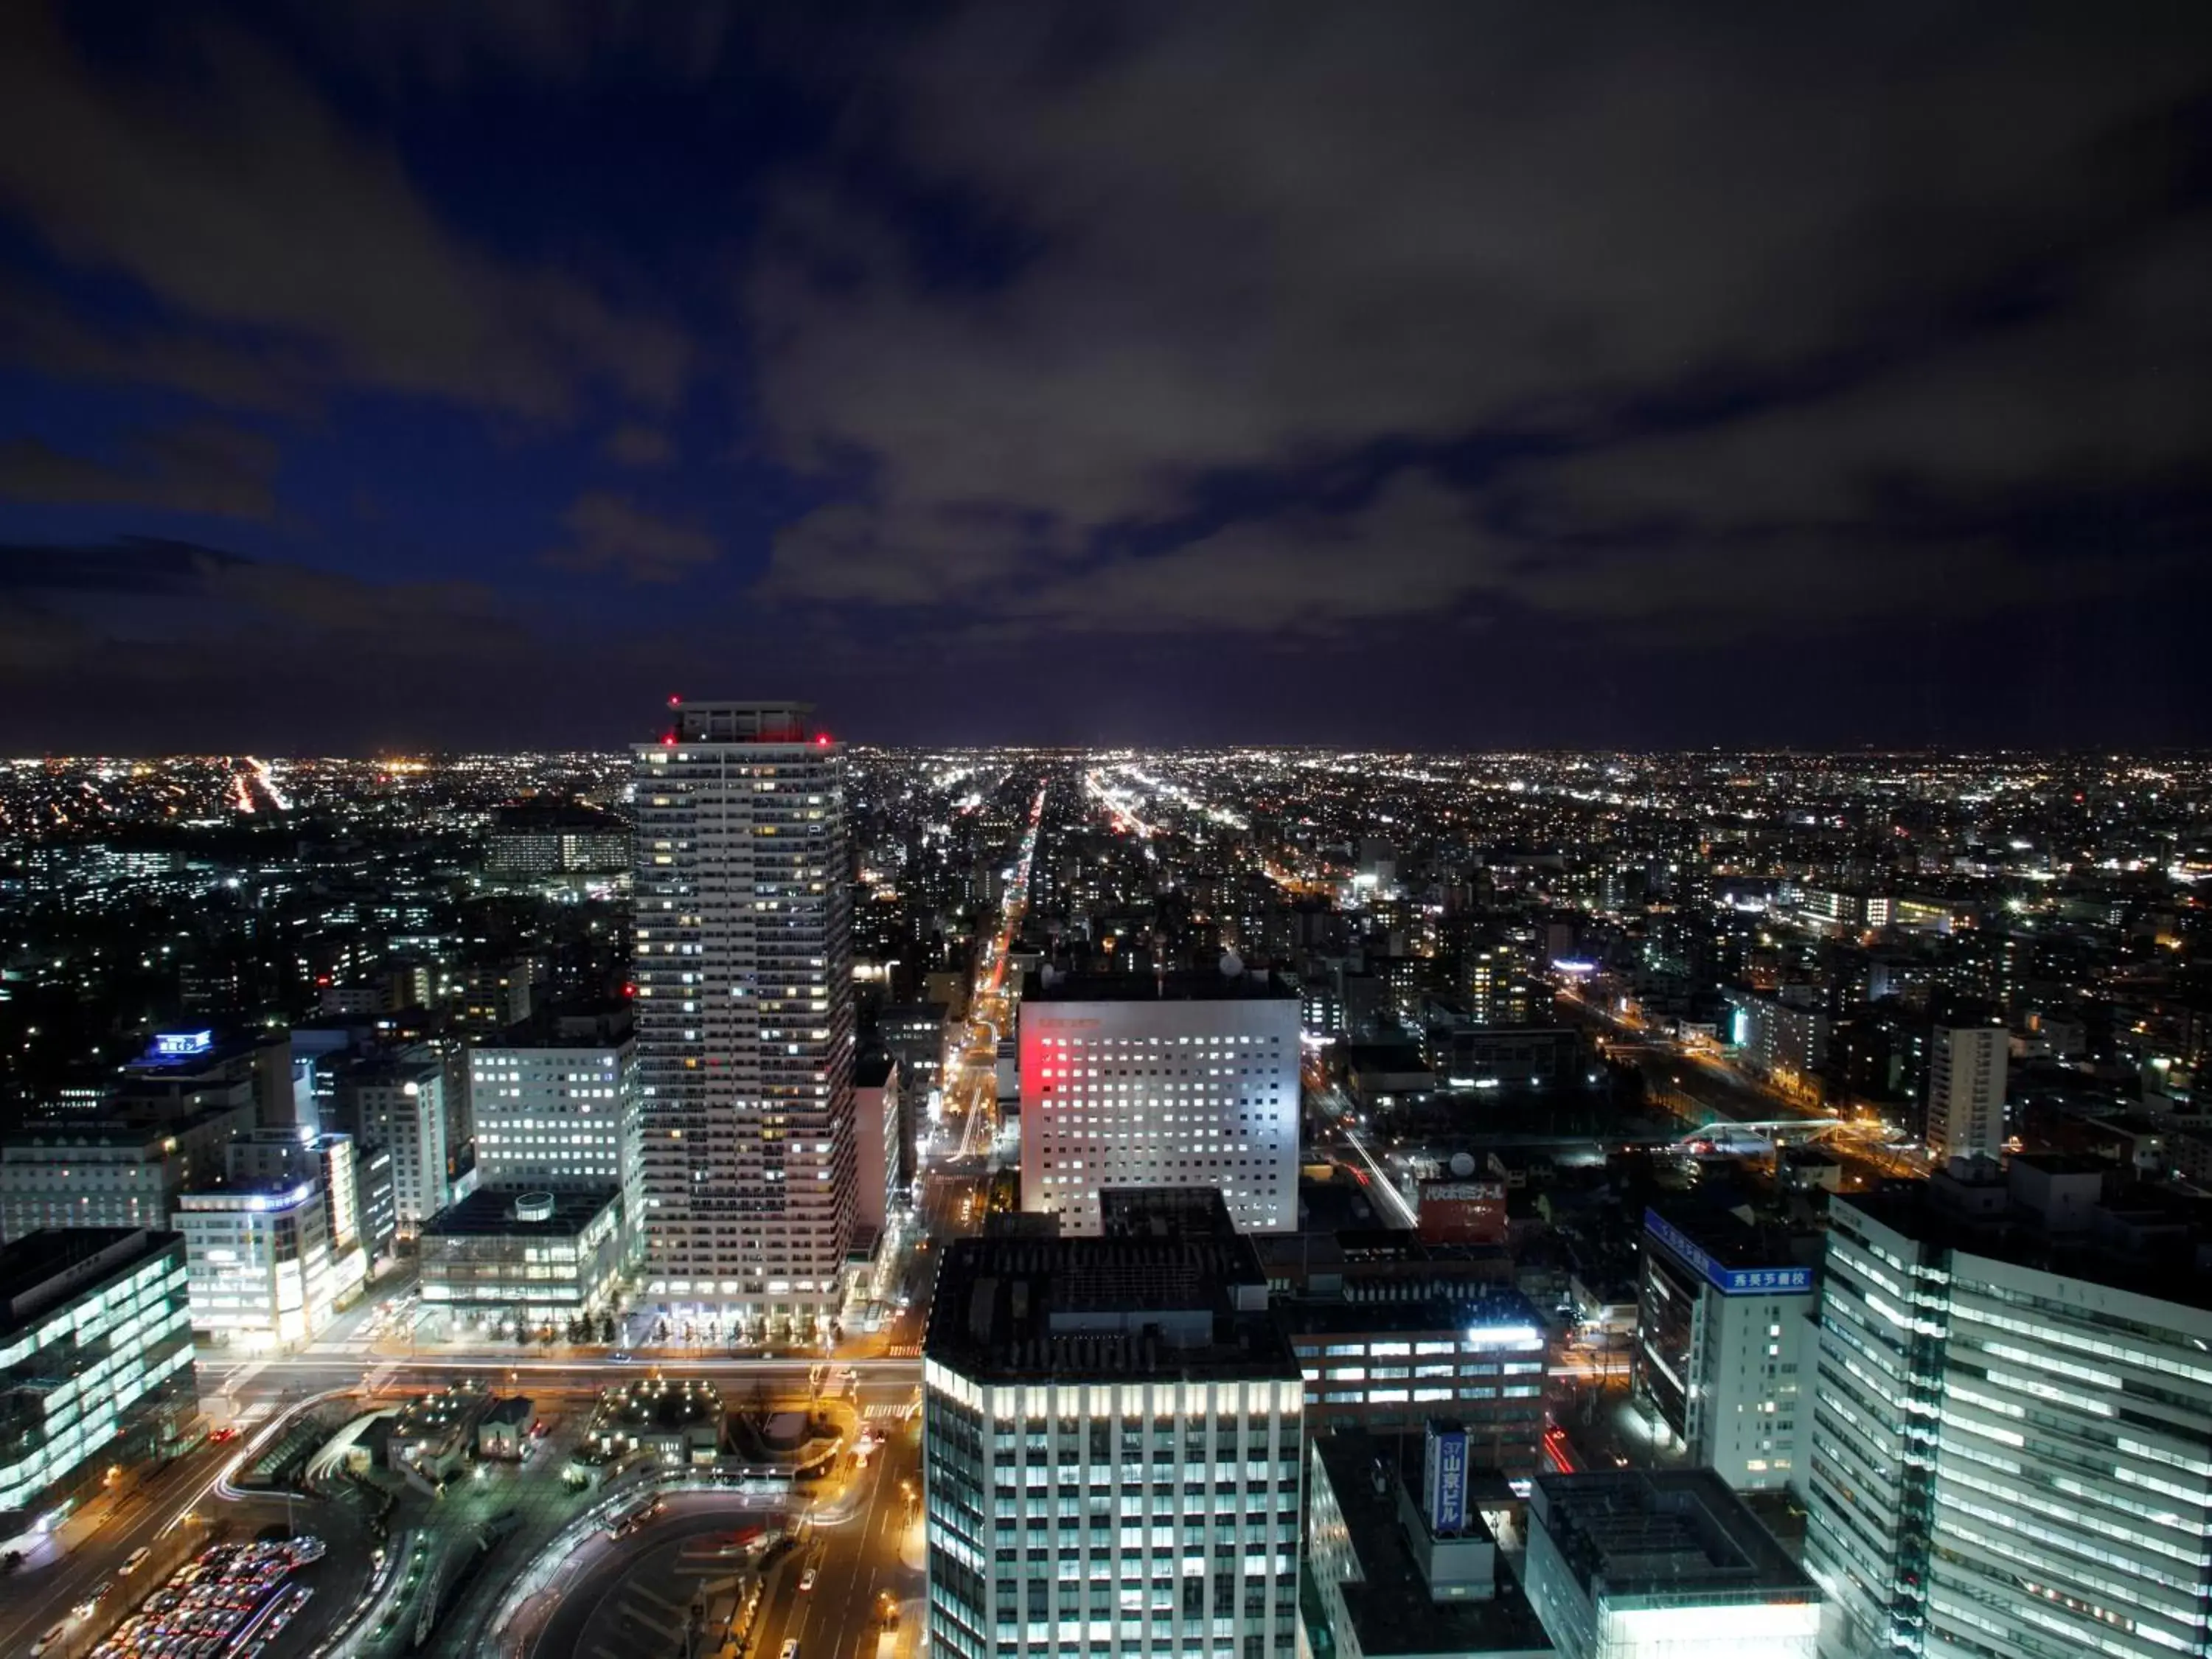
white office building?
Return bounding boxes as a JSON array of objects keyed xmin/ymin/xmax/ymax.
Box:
[
  {"xmin": 1926, "ymin": 1023, "xmax": 2008, "ymax": 1163},
  {"xmin": 339, "ymin": 1055, "xmax": 451, "ymax": 1234},
  {"xmin": 174, "ymin": 1179, "xmax": 341, "ymax": 1349},
  {"xmin": 468, "ymin": 1025, "xmax": 641, "ymax": 1256},
  {"xmin": 631, "ymin": 699, "xmax": 855, "ymax": 1329},
  {"xmin": 1635, "ymin": 1206, "xmax": 1818, "ymax": 1492},
  {"xmin": 852, "ymin": 1056, "xmax": 905, "ymax": 1236},
  {"xmin": 922, "ymin": 1197, "xmax": 1304, "ymax": 1659},
  {"xmin": 1020, "ymin": 967, "xmax": 1301, "ymax": 1235},
  {"xmin": 1807, "ymin": 1156, "xmax": 2212, "ymax": 1659}
]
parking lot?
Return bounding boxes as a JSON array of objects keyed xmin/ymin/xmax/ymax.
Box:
[{"xmin": 83, "ymin": 1537, "xmax": 326, "ymax": 1659}]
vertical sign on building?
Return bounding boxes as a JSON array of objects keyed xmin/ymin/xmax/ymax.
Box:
[{"xmin": 1423, "ymin": 1417, "xmax": 1470, "ymax": 1534}]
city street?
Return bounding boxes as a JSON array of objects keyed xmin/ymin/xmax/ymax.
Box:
[
  {"xmin": 515, "ymin": 1408, "xmax": 922, "ymax": 1659},
  {"xmin": 0, "ymin": 1419, "xmax": 379, "ymax": 1659}
]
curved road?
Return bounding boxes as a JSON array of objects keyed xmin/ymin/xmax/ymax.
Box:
[{"xmin": 530, "ymin": 1501, "xmax": 782, "ymax": 1659}]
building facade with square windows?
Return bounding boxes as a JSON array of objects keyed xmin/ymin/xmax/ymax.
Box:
[
  {"xmin": 1635, "ymin": 1206, "xmax": 1819, "ymax": 1493},
  {"xmin": 630, "ymin": 699, "xmax": 856, "ymax": 1331},
  {"xmin": 922, "ymin": 1192, "xmax": 1305, "ymax": 1659},
  {"xmin": 469, "ymin": 1015, "xmax": 641, "ymax": 1259},
  {"xmin": 1019, "ymin": 968, "xmax": 1300, "ymax": 1235}
]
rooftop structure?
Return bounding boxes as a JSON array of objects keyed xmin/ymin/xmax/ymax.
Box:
[
  {"xmin": 922, "ymin": 1189, "xmax": 1304, "ymax": 1659},
  {"xmin": 924, "ymin": 1219, "xmax": 1295, "ymax": 1385},
  {"xmin": 1307, "ymin": 1427, "xmax": 1554, "ymax": 1659},
  {"xmin": 1524, "ymin": 1470, "xmax": 1818, "ymax": 1658}
]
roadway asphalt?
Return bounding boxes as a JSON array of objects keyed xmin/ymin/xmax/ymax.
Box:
[
  {"xmin": 524, "ymin": 1409, "xmax": 921, "ymax": 1659},
  {"xmin": 1, "ymin": 1439, "xmax": 380, "ymax": 1659}
]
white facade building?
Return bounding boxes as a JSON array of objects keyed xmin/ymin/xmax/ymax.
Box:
[
  {"xmin": 1020, "ymin": 969, "xmax": 1301, "ymax": 1235},
  {"xmin": 468, "ymin": 1031, "xmax": 641, "ymax": 1255},
  {"xmin": 1635, "ymin": 1207, "xmax": 1818, "ymax": 1493},
  {"xmin": 1806, "ymin": 1159, "xmax": 2212, "ymax": 1659},
  {"xmin": 851, "ymin": 1057, "xmax": 904, "ymax": 1236},
  {"xmin": 1926, "ymin": 1024, "xmax": 2008, "ymax": 1164},
  {"xmin": 631, "ymin": 699, "xmax": 855, "ymax": 1327},
  {"xmin": 341, "ymin": 1057, "xmax": 451, "ymax": 1234},
  {"xmin": 922, "ymin": 1208, "xmax": 1304, "ymax": 1659},
  {"xmin": 174, "ymin": 1180, "xmax": 341, "ymax": 1349}
]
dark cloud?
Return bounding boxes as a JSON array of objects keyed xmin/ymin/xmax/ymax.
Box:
[
  {"xmin": 0, "ymin": 1, "xmax": 2207, "ymax": 749},
  {"xmin": 303, "ymin": 1, "xmax": 737, "ymax": 90},
  {"xmin": 543, "ymin": 491, "xmax": 719, "ymax": 583},
  {"xmin": 0, "ymin": 3, "xmax": 686, "ymax": 420},
  {"xmin": 748, "ymin": 1, "xmax": 2212, "ymax": 646},
  {"xmin": 0, "ymin": 275, "xmax": 312, "ymax": 412},
  {"xmin": 0, "ymin": 422, "xmax": 279, "ymax": 518},
  {"xmin": 605, "ymin": 424, "xmax": 677, "ymax": 468}
]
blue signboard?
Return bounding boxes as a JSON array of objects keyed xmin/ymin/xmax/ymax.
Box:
[
  {"xmin": 1644, "ymin": 1208, "xmax": 1814, "ymax": 1296},
  {"xmin": 153, "ymin": 1030, "xmax": 214, "ymax": 1057},
  {"xmin": 1424, "ymin": 1421, "xmax": 1470, "ymax": 1534}
]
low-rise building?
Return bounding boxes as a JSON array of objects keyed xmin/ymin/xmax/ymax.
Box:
[
  {"xmin": 580, "ymin": 1376, "xmax": 723, "ymax": 1468},
  {"xmin": 417, "ymin": 1186, "xmax": 623, "ymax": 1326},
  {"xmin": 1523, "ymin": 1469, "xmax": 1819, "ymax": 1658},
  {"xmin": 477, "ymin": 1396, "xmax": 533, "ymax": 1460},
  {"xmin": 1634, "ymin": 1206, "xmax": 1818, "ymax": 1493},
  {"xmin": 1305, "ymin": 1424, "xmax": 1555, "ymax": 1659},
  {"xmin": 1281, "ymin": 1290, "xmax": 1551, "ymax": 1463}
]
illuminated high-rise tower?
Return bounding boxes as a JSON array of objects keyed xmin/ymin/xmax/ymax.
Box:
[{"xmin": 631, "ymin": 699, "xmax": 855, "ymax": 1335}]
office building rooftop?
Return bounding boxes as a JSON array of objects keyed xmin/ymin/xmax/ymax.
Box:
[
  {"xmin": 1312, "ymin": 1430, "xmax": 1554, "ymax": 1658},
  {"xmin": 926, "ymin": 1220, "xmax": 1296, "ymax": 1384},
  {"xmin": 1023, "ymin": 965, "xmax": 1296, "ymax": 1002},
  {"xmin": 420, "ymin": 1186, "xmax": 620, "ymax": 1238},
  {"xmin": 0, "ymin": 1227, "xmax": 181, "ymax": 1337},
  {"xmin": 1528, "ymin": 1470, "xmax": 1815, "ymax": 1607}
]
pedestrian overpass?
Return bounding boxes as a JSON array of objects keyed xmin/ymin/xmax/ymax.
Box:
[{"xmin": 1674, "ymin": 1117, "xmax": 1844, "ymax": 1152}]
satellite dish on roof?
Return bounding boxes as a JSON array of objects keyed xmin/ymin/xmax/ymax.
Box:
[
  {"xmin": 1449, "ymin": 1152, "xmax": 1477, "ymax": 1178},
  {"xmin": 1220, "ymin": 951, "xmax": 1245, "ymax": 978}
]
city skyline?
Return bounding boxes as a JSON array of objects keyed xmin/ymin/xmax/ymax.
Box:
[{"xmin": 3, "ymin": 3, "xmax": 2211, "ymax": 752}]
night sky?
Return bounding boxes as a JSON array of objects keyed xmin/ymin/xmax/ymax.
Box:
[{"xmin": 2, "ymin": 2, "xmax": 2210, "ymax": 754}]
